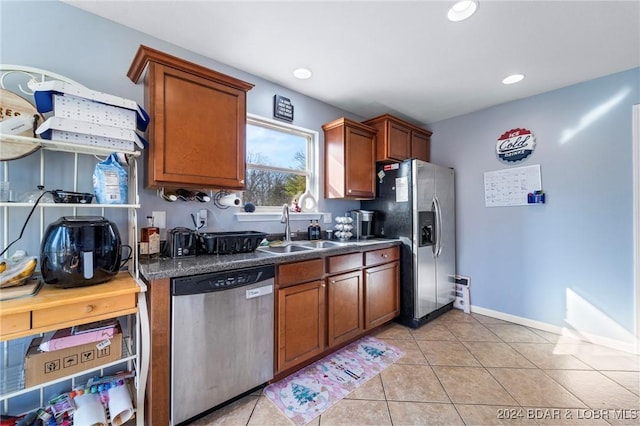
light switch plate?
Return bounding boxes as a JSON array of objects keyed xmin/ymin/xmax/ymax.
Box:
[
  {"xmin": 323, "ymin": 213, "xmax": 332, "ymax": 224},
  {"xmin": 152, "ymin": 211, "xmax": 166, "ymax": 229},
  {"xmin": 198, "ymin": 209, "xmax": 208, "ymax": 228}
]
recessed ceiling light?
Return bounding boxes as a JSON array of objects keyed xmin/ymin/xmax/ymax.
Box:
[
  {"xmin": 293, "ymin": 68, "xmax": 312, "ymax": 79},
  {"xmin": 447, "ymin": 0, "xmax": 478, "ymax": 22},
  {"xmin": 502, "ymin": 74, "xmax": 525, "ymax": 85}
]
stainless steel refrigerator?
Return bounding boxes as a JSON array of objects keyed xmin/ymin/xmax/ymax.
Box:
[{"xmin": 362, "ymin": 159, "xmax": 456, "ymax": 328}]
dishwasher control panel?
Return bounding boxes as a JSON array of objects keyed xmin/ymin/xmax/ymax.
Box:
[{"xmin": 171, "ymin": 265, "xmax": 276, "ymax": 296}]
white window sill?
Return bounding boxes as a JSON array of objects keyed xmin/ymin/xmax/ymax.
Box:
[{"xmin": 235, "ymin": 211, "xmax": 328, "ymax": 222}]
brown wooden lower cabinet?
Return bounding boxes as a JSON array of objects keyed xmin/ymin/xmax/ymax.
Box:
[
  {"xmin": 143, "ymin": 244, "xmax": 400, "ymax": 422},
  {"xmin": 276, "ymin": 246, "xmax": 400, "ymax": 375},
  {"xmin": 277, "ymin": 279, "xmax": 326, "ymax": 372},
  {"xmin": 327, "ymin": 270, "xmax": 363, "ymax": 347},
  {"xmin": 364, "ymin": 261, "xmax": 400, "ymax": 329}
]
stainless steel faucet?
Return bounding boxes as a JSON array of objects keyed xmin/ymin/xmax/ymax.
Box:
[{"xmin": 281, "ymin": 203, "xmax": 291, "ymax": 243}]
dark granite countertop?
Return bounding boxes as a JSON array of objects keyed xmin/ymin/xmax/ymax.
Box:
[{"xmin": 139, "ymin": 238, "xmax": 401, "ymax": 281}]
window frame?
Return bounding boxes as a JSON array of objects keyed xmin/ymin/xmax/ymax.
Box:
[{"xmin": 245, "ymin": 113, "xmax": 319, "ymax": 212}]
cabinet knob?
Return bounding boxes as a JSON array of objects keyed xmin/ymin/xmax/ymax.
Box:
[
  {"xmin": 348, "ymin": 189, "xmax": 352, "ymax": 193},
  {"xmin": 382, "ymin": 254, "xmax": 388, "ymax": 258},
  {"xmin": 322, "ymin": 283, "xmax": 326, "ymax": 288},
  {"xmin": 331, "ymin": 280, "xmax": 336, "ymax": 284},
  {"xmin": 84, "ymin": 305, "xmax": 94, "ymax": 313}
]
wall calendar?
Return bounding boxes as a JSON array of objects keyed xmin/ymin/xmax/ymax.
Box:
[{"xmin": 484, "ymin": 164, "xmax": 542, "ymax": 207}]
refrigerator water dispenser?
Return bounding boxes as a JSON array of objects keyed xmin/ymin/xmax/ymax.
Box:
[{"xmin": 418, "ymin": 211, "xmax": 435, "ymax": 247}]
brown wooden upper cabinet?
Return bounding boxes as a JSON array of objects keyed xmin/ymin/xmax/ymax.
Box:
[
  {"xmin": 322, "ymin": 117, "xmax": 377, "ymax": 200},
  {"xmin": 128, "ymin": 45, "xmax": 254, "ymax": 189},
  {"xmin": 362, "ymin": 114, "xmax": 432, "ymax": 163}
]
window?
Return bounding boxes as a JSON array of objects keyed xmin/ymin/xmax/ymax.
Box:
[{"xmin": 245, "ymin": 114, "xmax": 317, "ymax": 208}]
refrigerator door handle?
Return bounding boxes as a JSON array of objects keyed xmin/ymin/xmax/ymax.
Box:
[
  {"xmin": 431, "ymin": 199, "xmax": 437, "ymax": 256},
  {"xmin": 434, "ymin": 196, "xmax": 443, "ymax": 257}
]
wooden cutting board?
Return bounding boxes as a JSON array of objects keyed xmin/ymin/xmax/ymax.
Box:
[{"xmin": 0, "ymin": 88, "xmax": 44, "ymax": 161}]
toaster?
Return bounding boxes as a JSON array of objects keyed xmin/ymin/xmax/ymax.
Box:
[{"xmin": 166, "ymin": 227, "xmax": 196, "ymax": 258}]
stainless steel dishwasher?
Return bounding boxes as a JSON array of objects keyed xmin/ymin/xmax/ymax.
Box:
[{"xmin": 171, "ymin": 265, "xmax": 275, "ymax": 425}]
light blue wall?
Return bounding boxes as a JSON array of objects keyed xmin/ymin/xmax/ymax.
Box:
[
  {"xmin": 1, "ymin": 0, "xmax": 638, "ymax": 416},
  {"xmin": 0, "ymin": 0, "xmax": 362, "ymax": 262},
  {"xmin": 429, "ymin": 67, "xmax": 639, "ymax": 342},
  {"xmin": 0, "ymin": 1, "xmax": 364, "ymax": 414}
]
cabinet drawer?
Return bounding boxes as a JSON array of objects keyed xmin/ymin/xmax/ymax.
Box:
[
  {"xmin": 32, "ymin": 293, "xmax": 136, "ymax": 329},
  {"xmin": 278, "ymin": 258, "xmax": 324, "ymax": 287},
  {"xmin": 326, "ymin": 252, "xmax": 363, "ymax": 274},
  {"xmin": 0, "ymin": 312, "xmax": 30, "ymax": 336},
  {"xmin": 365, "ymin": 246, "xmax": 399, "ymax": 267}
]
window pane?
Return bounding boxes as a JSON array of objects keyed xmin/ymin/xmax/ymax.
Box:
[
  {"xmin": 247, "ymin": 124, "xmax": 307, "ymax": 170},
  {"xmin": 246, "ymin": 119, "xmax": 315, "ymax": 207},
  {"xmin": 244, "ymin": 169, "xmax": 306, "ymax": 206}
]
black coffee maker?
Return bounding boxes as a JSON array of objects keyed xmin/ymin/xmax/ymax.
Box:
[{"xmin": 349, "ymin": 210, "xmax": 375, "ymax": 240}]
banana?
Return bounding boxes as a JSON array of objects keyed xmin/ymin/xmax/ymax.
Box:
[
  {"xmin": 0, "ymin": 257, "xmax": 37, "ymax": 288},
  {"xmin": 0, "ymin": 261, "xmax": 5, "ymax": 273}
]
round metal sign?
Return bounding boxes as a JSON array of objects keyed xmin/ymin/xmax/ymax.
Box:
[{"xmin": 496, "ymin": 128, "xmax": 535, "ymax": 163}]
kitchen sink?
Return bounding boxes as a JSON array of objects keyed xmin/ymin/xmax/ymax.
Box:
[
  {"xmin": 257, "ymin": 240, "xmax": 353, "ymax": 255},
  {"xmin": 257, "ymin": 244, "xmax": 315, "ymax": 255},
  {"xmin": 297, "ymin": 240, "xmax": 348, "ymax": 249}
]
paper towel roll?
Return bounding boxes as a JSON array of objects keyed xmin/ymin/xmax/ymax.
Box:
[
  {"xmin": 73, "ymin": 393, "xmax": 107, "ymax": 426},
  {"xmin": 219, "ymin": 193, "xmax": 241, "ymax": 207},
  {"xmin": 107, "ymin": 384, "xmax": 135, "ymax": 426}
]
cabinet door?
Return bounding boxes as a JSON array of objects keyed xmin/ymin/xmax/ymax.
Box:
[
  {"xmin": 411, "ymin": 130, "xmax": 431, "ymax": 162},
  {"xmin": 327, "ymin": 271, "xmax": 363, "ymax": 347},
  {"xmin": 364, "ymin": 261, "xmax": 400, "ymax": 329},
  {"xmin": 277, "ymin": 280, "xmax": 326, "ymax": 372},
  {"xmin": 345, "ymin": 125, "xmax": 376, "ymax": 198},
  {"xmin": 387, "ymin": 121, "xmax": 411, "ymax": 161},
  {"xmin": 148, "ymin": 62, "xmax": 247, "ymax": 189}
]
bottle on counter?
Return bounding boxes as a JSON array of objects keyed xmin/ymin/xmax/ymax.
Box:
[
  {"xmin": 314, "ymin": 220, "xmax": 321, "ymax": 240},
  {"xmin": 140, "ymin": 216, "xmax": 160, "ymax": 258},
  {"xmin": 307, "ymin": 220, "xmax": 314, "ymax": 240}
]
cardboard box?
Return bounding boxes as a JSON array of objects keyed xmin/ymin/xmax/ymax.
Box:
[
  {"xmin": 28, "ymin": 80, "xmax": 149, "ymax": 132},
  {"xmin": 25, "ymin": 331, "xmax": 122, "ymax": 387},
  {"xmin": 39, "ymin": 318, "xmax": 119, "ymax": 352},
  {"xmin": 53, "ymin": 94, "xmax": 137, "ymax": 130},
  {"xmin": 36, "ymin": 117, "xmax": 147, "ymax": 151},
  {"xmin": 453, "ymin": 275, "xmax": 471, "ymax": 313}
]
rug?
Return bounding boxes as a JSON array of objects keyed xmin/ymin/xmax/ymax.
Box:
[{"xmin": 264, "ymin": 335, "xmax": 404, "ymax": 425}]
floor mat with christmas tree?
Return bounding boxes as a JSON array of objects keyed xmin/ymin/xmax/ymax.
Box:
[{"xmin": 264, "ymin": 335, "xmax": 404, "ymax": 425}]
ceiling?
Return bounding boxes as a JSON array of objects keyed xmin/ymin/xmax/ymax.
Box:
[{"xmin": 63, "ymin": 0, "xmax": 640, "ymax": 126}]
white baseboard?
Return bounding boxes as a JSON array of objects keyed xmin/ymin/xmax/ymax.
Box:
[{"xmin": 470, "ymin": 305, "xmax": 639, "ymax": 354}]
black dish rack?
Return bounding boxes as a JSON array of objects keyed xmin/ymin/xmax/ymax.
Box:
[{"xmin": 197, "ymin": 231, "xmax": 266, "ymax": 255}]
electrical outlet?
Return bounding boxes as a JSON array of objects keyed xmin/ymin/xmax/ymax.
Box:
[
  {"xmin": 198, "ymin": 209, "xmax": 207, "ymax": 228},
  {"xmin": 323, "ymin": 212, "xmax": 332, "ymax": 224},
  {"xmin": 152, "ymin": 211, "xmax": 166, "ymax": 229}
]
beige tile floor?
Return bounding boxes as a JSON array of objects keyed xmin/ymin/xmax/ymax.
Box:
[{"xmin": 189, "ymin": 310, "xmax": 640, "ymax": 425}]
